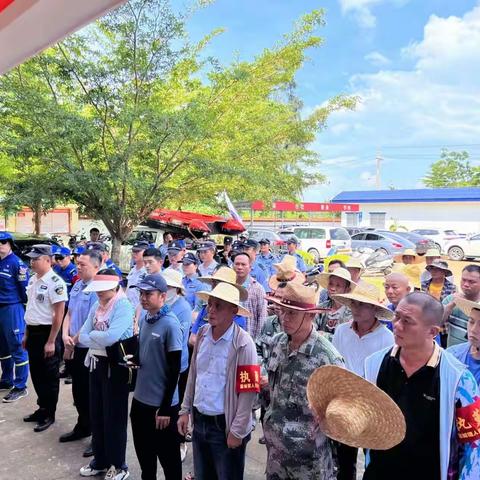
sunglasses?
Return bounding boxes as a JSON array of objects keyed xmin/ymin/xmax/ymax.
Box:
[
  {"xmin": 54, "ymin": 255, "xmax": 66, "ymax": 261},
  {"xmin": 0, "ymin": 240, "xmax": 10, "ymax": 245}
]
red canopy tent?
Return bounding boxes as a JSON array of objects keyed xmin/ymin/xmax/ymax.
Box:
[
  {"xmin": 147, "ymin": 209, "xmax": 246, "ymax": 236},
  {"xmin": 0, "ymin": 0, "xmax": 127, "ymax": 75}
]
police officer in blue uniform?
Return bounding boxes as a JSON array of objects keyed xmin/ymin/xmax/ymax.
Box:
[
  {"xmin": 52, "ymin": 246, "xmax": 78, "ymax": 296},
  {"xmin": 72, "ymin": 244, "xmax": 86, "ymax": 264},
  {"xmin": 0, "ymin": 232, "xmax": 30, "ymax": 403},
  {"xmin": 86, "ymin": 242, "xmax": 123, "ymax": 279},
  {"xmin": 241, "ymin": 239, "xmax": 270, "ymax": 292},
  {"xmin": 256, "ymin": 238, "xmax": 280, "ymax": 278},
  {"xmin": 181, "ymin": 252, "xmax": 204, "ymax": 311},
  {"xmin": 282, "ymin": 237, "xmax": 307, "ymax": 273}
]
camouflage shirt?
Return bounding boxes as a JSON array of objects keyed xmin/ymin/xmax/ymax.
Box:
[
  {"xmin": 263, "ymin": 329, "xmax": 344, "ymax": 479},
  {"xmin": 315, "ymin": 298, "xmax": 353, "ymax": 341}
]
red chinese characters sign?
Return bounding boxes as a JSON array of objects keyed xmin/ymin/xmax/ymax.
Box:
[
  {"xmin": 236, "ymin": 365, "xmax": 261, "ymax": 393},
  {"xmin": 456, "ymin": 397, "xmax": 480, "ymax": 443},
  {"xmin": 0, "ymin": 0, "xmax": 14, "ymax": 13},
  {"xmin": 270, "ymin": 202, "xmax": 359, "ymax": 212}
]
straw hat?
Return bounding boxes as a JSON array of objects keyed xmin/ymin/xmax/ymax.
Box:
[
  {"xmin": 345, "ymin": 257, "xmax": 365, "ymax": 271},
  {"xmin": 161, "ymin": 269, "xmax": 185, "ymax": 293},
  {"xmin": 269, "ymin": 255, "xmax": 305, "ymax": 290},
  {"xmin": 196, "ymin": 283, "xmax": 251, "ymax": 317},
  {"xmin": 332, "ymin": 284, "xmax": 394, "ymax": 321},
  {"xmin": 268, "ymin": 282, "xmax": 327, "ymax": 313},
  {"xmin": 84, "ymin": 274, "xmax": 120, "ymax": 293},
  {"xmin": 425, "ymin": 248, "xmax": 441, "ymax": 258},
  {"xmin": 316, "ymin": 268, "xmax": 355, "ymax": 290},
  {"xmin": 199, "ymin": 266, "xmax": 248, "ymax": 301},
  {"xmin": 454, "ymin": 297, "xmax": 480, "ymax": 318},
  {"xmin": 323, "ymin": 254, "xmax": 350, "ymax": 272},
  {"xmin": 307, "ymin": 366, "xmax": 406, "ymax": 449},
  {"xmin": 425, "ymin": 259, "xmax": 453, "ymax": 277},
  {"xmin": 394, "ymin": 248, "xmax": 423, "ymax": 264}
]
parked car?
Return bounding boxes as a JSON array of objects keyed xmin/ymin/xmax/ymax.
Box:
[
  {"xmin": 376, "ymin": 230, "xmax": 435, "ymax": 255},
  {"xmin": 247, "ymin": 228, "xmax": 286, "ymax": 253},
  {"xmin": 9, "ymin": 233, "xmax": 61, "ymax": 264},
  {"xmin": 350, "ymin": 231, "xmax": 415, "ymax": 256},
  {"xmin": 445, "ymin": 233, "xmax": 480, "ymax": 261},
  {"xmin": 411, "ymin": 228, "xmax": 464, "ymax": 252},
  {"xmin": 345, "ymin": 227, "xmax": 365, "ymax": 236},
  {"xmin": 281, "ymin": 226, "xmax": 351, "ymax": 262}
]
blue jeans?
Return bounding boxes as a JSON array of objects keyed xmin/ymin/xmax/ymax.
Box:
[{"xmin": 192, "ymin": 409, "xmax": 250, "ymax": 480}]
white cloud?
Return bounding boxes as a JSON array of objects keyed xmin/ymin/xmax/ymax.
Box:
[
  {"xmin": 360, "ymin": 170, "xmax": 376, "ymax": 186},
  {"xmin": 338, "ymin": 0, "xmax": 409, "ymax": 28},
  {"xmin": 364, "ymin": 51, "xmax": 391, "ymax": 67}
]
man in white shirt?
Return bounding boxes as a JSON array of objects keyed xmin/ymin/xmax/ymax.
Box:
[
  {"xmin": 332, "ymin": 286, "xmax": 394, "ymax": 479},
  {"xmin": 126, "ymin": 240, "xmax": 148, "ymax": 308},
  {"xmin": 22, "ymin": 245, "xmax": 68, "ymax": 432}
]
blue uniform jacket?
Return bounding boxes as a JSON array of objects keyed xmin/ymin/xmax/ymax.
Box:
[
  {"xmin": 53, "ymin": 262, "xmax": 78, "ymax": 294},
  {"xmin": 0, "ymin": 252, "xmax": 29, "ymax": 304},
  {"xmin": 182, "ymin": 275, "xmax": 204, "ymax": 311}
]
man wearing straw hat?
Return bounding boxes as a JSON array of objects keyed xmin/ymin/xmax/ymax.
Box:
[
  {"xmin": 314, "ymin": 268, "xmax": 354, "ymax": 339},
  {"xmin": 331, "ymin": 286, "xmax": 394, "ymax": 479},
  {"xmin": 393, "ymin": 248, "xmax": 423, "ymax": 290},
  {"xmin": 421, "ymin": 259, "xmax": 456, "ymax": 302},
  {"xmin": 364, "ymin": 291, "xmax": 480, "ymax": 480},
  {"xmin": 420, "ymin": 248, "xmax": 454, "ymax": 284},
  {"xmin": 263, "ymin": 281, "xmax": 342, "ymax": 479},
  {"xmin": 177, "ymin": 282, "xmax": 258, "ymax": 480}
]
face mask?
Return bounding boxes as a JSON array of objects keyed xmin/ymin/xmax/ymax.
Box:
[{"xmin": 165, "ymin": 288, "xmax": 178, "ymax": 306}]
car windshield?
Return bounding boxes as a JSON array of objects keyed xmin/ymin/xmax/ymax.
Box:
[
  {"xmin": 330, "ymin": 228, "xmax": 350, "ymax": 240},
  {"xmin": 278, "ymin": 231, "xmax": 295, "ymax": 240}
]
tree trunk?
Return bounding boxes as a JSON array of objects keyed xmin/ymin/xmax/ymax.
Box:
[
  {"xmin": 32, "ymin": 204, "xmax": 42, "ymax": 235},
  {"xmin": 110, "ymin": 234, "xmax": 123, "ymax": 265}
]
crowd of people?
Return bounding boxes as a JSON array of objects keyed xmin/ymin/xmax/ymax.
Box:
[{"xmin": 0, "ymin": 228, "xmax": 480, "ymax": 480}]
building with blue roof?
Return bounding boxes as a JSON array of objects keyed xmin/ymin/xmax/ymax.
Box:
[{"xmin": 331, "ymin": 187, "xmax": 480, "ymax": 233}]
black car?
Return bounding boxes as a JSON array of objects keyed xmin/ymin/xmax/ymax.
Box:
[{"xmin": 9, "ymin": 233, "xmax": 61, "ymax": 263}]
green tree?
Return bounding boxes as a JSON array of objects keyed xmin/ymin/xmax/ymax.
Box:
[
  {"xmin": 423, "ymin": 149, "xmax": 480, "ymax": 187},
  {"xmin": 0, "ymin": 0, "xmax": 355, "ymax": 261}
]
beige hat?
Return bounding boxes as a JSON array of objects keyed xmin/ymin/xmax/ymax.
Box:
[
  {"xmin": 307, "ymin": 366, "xmax": 406, "ymax": 450},
  {"xmin": 269, "ymin": 255, "xmax": 305, "ymax": 290},
  {"xmin": 196, "ymin": 283, "xmax": 251, "ymax": 317},
  {"xmin": 425, "ymin": 259, "xmax": 453, "ymax": 277},
  {"xmin": 345, "ymin": 257, "xmax": 365, "ymax": 271},
  {"xmin": 425, "ymin": 248, "xmax": 441, "ymax": 258},
  {"xmin": 394, "ymin": 248, "xmax": 423, "ymax": 264},
  {"xmin": 268, "ymin": 282, "xmax": 328, "ymax": 313},
  {"xmin": 454, "ymin": 297, "xmax": 480, "ymax": 318},
  {"xmin": 199, "ymin": 266, "xmax": 248, "ymax": 301},
  {"xmin": 332, "ymin": 284, "xmax": 394, "ymax": 321},
  {"xmin": 316, "ymin": 268, "xmax": 355, "ymax": 290},
  {"xmin": 161, "ymin": 269, "xmax": 185, "ymax": 293}
]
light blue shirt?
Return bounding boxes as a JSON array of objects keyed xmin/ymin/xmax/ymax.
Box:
[
  {"xmin": 68, "ymin": 279, "xmax": 98, "ymax": 346},
  {"xmin": 194, "ymin": 323, "xmax": 234, "ymax": 415},
  {"xmin": 182, "ymin": 274, "xmax": 204, "ymax": 310},
  {"xmin": 170, "ymin": 296, "xmax": 192, "ymax": 373}
]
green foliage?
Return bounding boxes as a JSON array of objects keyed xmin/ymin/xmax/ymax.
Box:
[
  {"xmin": 423, "ymin": 149, "xmax": 480, "ymax": 187},
  {"xmin": 0, "ymin": 0, "xmax": 355, "ymax": 258}
]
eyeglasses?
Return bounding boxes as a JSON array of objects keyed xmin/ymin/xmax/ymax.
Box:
[
  {"xmin": 54, "ymin": 255, "xmax": 66, "ymax": 261},
  {"xmin": 0, "ymin": 240, "xmax": 9, "ymax": 245}
]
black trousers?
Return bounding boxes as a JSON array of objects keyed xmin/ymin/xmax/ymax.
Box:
[
  {"xmin": 130, "ymin": 398, "xmax": 182, "ymax": 480},
  {"xmin": 90, "ymin": 357, "xmax": 129, "ymax": 470},
  {"xmin": 71, "ymin": 346, "xmax": 90, "ymax": 434},
  {"xmin": 26, "ymin": 325, "xmax": 60, "ymax": 418},
  {"xmin": 336, "ymin": 443, "xmax": 358, "ymax": 480}
]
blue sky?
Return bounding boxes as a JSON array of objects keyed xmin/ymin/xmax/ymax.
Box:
[{"xmin": 179, "ymin": 0, "xmax": 480, "ymax": 201}]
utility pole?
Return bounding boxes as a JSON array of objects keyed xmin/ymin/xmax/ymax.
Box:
[{"xmin": 375, "ymin": 149, "xmax": 383, "ymax": 189}]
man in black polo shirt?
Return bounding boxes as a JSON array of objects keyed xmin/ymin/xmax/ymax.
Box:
[{"xmin": 364, "ymin": 292, "xmax": 480, "ymax": 480}]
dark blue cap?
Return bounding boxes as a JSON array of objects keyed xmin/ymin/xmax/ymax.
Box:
[
  {"xmin": 198, "ymin": 240, "xmax": 216, "ymax": 252},
  {"xmin": 73, "ymin": 245, "xmax": 86, "ymax": 255},
  {"xmin": 243, "ymin": 239, "xmax": 259, "ymax": 249},
  {"xmin": 232, "ymin": 240, "xmax": 244, "ymax": 250},
  {"xmin": 0, "ymin": 232, "xmax": 14, "ymax": 242},
  {"xmin": 181, "ymin": 252, "xmax": 199, "ymax": 265},
  {"xmin": 26, "ymin": 244, "xmax": 54, "ymax": 258},
  {"xmin": 259, "ymin": 238, "xmax": 271, "ymax": 245},
  {"xmin": 86, "ymin": 241, "xmax": 108, "ymax": 252},
  {"xmin": 223, "ymin": 236, "xmax": 233, "ymax": 245},
  {"xmin": 286, "ymin": 237, "xmax": 299, "ymax": 245},
  {"xmin": 133, "ymin": 273, "xmax": 168, "ymax": 292},
  {"xmin": 168, "ymin": 240, "xmax": 185, "ymax": 252},
  {"xmin": 132, "ymin": 240, "xmax": 150, "ymax": 252}
]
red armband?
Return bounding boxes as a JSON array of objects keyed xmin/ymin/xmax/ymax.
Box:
[
  {"xmin": 456, "ymin": 396, "xmax": 480, "ymax": 443},
  {"xmin": 236, "ymin": 365, "xmax": 260, "ymax": 393}
]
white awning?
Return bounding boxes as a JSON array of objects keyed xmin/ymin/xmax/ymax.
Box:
[{"xmin": 0, "ymin": 0, "xmax": 127, "ymax": 75}]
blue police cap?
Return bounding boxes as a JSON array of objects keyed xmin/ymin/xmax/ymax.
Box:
[
  {"xmin": 168, "ymin": 239, "xmax": 186, "ymax": 253},
  {"xmin": 132, "ymin": 273, "xmax": 168, "ymax": 293},
  {"xmin": 132, "ymin": 240, "xmax": 150, "ymax": 252},
  {"xmin": 0, "ymin": 232, "xmax": 14, "ymax": 242},
  {"xmin": 54, "ymin": 246, "xmax": 72, "ymax": 257},
  {"xmin": 197, "ymin": 240, "xmax": 216, "ymax": 252},
  {"xmin": 181, "ymin": 252, "xmax": 199, "ymax": 266},
  {"xmin": 73, "ymin": 245, "xmax": 86, "ymax": 255}
]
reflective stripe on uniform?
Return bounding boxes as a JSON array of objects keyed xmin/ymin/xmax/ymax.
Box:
[
  {"xmin": 15, "ymin": 361, "xmax": 29, "ymax": 367},
  {"xmin": 0, "ymin": 355, "xmax": 12, "ymax": 360}
]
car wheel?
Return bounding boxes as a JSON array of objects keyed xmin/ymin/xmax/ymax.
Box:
[
  {"xmin": 448, "ymin": 246, "xmax": 465, "ymax": 261},
  {"xmin": 434, "ymin": 243, "xmax": 442, "ymax": 252},
  {"xmin": 308, "ymin": 248, "xmax": 320, "ymax": 263}
]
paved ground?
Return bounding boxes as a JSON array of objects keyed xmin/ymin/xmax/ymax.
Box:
[{"xmin": 0, "ymin": 379, "xmax": 267, "ymax": 479}]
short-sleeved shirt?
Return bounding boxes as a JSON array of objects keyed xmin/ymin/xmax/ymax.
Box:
[
  {"xmin": 126, "ymin": 265, "xmax": 146, "ymax": 308},
  {"xmin": 182, "ymin": 274, "xmax": 204, "ymax": 310},
  {"xmin": 442, "ymin": 294, "xmax": 469, "ymax": 323},
  {"xmin": 68, "ymin": 279, "xmax": 98, "ymax": 345},
  {"xmin": 465, "ymin": 351, "xmax": 480, "ymax": 385},
  {"xmin": 198, "ymin": 260, "xmax": 219, "ymax": 278},
  {"xmin": 364, "ymin": 345, "xmax": 441, "ymax": 480},
  {"xmin": 133, "ymin": 310, "xmax": 183, "ymax": 408},
  {"xmin": 170, "ymin": 296, "xmax": 192, "ymax": 373},
  {"xmin": 25, "ymin": 269, "xmax": 68, "ymax": 325}
]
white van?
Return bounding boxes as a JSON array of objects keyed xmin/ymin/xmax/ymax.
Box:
[{"xmin": 287, "ymin": 226, "xmax": 351, "ymax": 262}]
